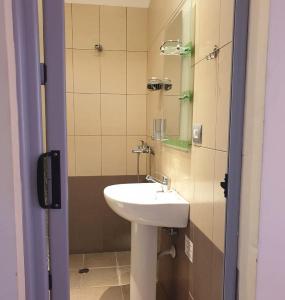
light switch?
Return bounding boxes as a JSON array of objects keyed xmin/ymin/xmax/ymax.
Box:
[{"xmin": 192, "ymin": 124, "xmax": 202, "ymax": 144}]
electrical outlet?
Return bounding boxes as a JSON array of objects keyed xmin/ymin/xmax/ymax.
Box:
[{"xmin": 185, "ymin": 235, "xmax": 194, "ymax": 263}]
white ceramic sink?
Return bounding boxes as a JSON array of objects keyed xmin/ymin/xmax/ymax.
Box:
[
  {"xmin": 104, "ymin": 182, "xmax": 189, "ymax": 300},
  {"xmin": 104, "ymin": 182, "xmax": 189, "ymax": 228}
]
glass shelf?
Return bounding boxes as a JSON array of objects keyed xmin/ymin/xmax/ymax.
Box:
[
  {"xmin": 160, "ymin": 40, "xmax": 192, "ymax": 56},
  {"xmin": 162, "ymin": 137, "xmax": 191, "ymax": 151},
  {"xmin": 179, "ymin": 90, "xmax": 193, "ymax": 102}
]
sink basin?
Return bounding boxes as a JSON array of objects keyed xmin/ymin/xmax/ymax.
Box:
[
  {"xmin": 104, "ymin": 182, "xmax": 189, "ymax": 228},
  {"xmin": 104, "ymin": 182, "xmax": 189, "ymax": 300}
]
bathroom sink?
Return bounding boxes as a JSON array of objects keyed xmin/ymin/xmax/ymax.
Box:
[
  {"xmin": 104, "ymin": 182, "xmax": 189, "ymax": 227},
  {"xmin": 104, "ymin": 182, "xmax": 189, "ymax": 300}
]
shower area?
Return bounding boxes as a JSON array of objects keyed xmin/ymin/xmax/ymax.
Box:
[{"xmin": 64, "ymin": 3, "xmax": 148, "ymax": 299}]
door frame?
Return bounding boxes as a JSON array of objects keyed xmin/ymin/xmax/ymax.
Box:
[
  {"xmin": 12, "ymin": 0, "xmax": 250, "ymax": 299},
  {"xmin": 224, "ymin": 0, "xmax": 250, "ymax": 299},
  {"xmin": 12, "ymin": 0, "xmax": 69, "ymax": 299}
]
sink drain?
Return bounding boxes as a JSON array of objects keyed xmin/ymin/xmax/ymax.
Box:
[{"xmin": 78, "ymin": 268, "xmax": 89, "ymax": 274}]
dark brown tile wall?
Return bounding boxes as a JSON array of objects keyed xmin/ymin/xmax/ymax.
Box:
[
  {"xmin": 157, "ymin": 221, "xmax": 224, "ymax": 300},
  {"xmin": 68, "ymin": 175, "xmax": 145, "ymax": 254}
]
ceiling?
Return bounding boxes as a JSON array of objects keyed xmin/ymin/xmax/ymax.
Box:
[{"xmin": 65, "ymin": 0, "xmax": 151, "ymax": 8}]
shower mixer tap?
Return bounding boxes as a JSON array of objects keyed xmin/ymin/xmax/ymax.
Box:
[{"xmin": 132, "ymin": 140, "xmax": 153, "ymax": 154}]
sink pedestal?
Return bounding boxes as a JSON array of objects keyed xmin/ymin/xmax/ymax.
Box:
[{"xmin": 130, "ymin": 222, "xmax": 157, "ymax": 300}]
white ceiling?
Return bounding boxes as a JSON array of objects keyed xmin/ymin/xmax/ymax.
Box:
[{"xmin": 65, "ymin": 0, "xmax": 151, "ymax": 8}]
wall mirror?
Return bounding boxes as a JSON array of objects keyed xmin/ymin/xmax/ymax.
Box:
[{"xmin": 161, "ymin": 0, "xmax": 195, "ymax": 151}]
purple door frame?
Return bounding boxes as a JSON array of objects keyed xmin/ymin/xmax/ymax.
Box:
[
  {"xmin": 12, "ymin": 0, "xmax": 49, "ymax": 299},
  {"xmin": 42, "ymin": 0, "xmax": 69, "ymax": 299},
  {"xmin": 12, "ymin": 0, "xmax": 69, "ymax": 299}
]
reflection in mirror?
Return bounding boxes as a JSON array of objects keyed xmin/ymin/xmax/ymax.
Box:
[{"xmin": 162, "ymin": 0, "xmax": 195, "ymax": 151}]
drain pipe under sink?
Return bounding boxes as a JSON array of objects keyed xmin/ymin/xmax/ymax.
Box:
[{"xmin": 158, "ymin": 245, "xmax": 176, "ymax": 259}]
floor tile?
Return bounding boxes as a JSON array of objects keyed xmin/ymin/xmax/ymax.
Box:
[
  {"xmin": 85, "ymin": 252, "xmax": 117, "ymax": 268},
  {"xmin": 81, "ymin": 268, "xmax": 119, "ymax": 287},
  {"xmin": 70, "ymin": 254, "xmax": 84, "ymax": 270},
  {"xmin": 118, "ymin": 266, "xmax": 130, "ymax": 285},
  {"xmin": 80, "ymin": 286, "xmax": 123, "ymax": 300},
  {"xmin": 116, "ymin": 252, "xmax": 131, "ymax": 266}
]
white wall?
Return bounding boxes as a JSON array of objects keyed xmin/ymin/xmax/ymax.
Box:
[
  {"xmin": 256, "ymin": 0, "xmax": 285, "ymax": 298},
  {"xmin": 238, "ymin": 0, "xmax": 270, "ymax": 299},
  {"xmin": 0, "ymin": 0, "xmax": 25, "ymax": 299}
]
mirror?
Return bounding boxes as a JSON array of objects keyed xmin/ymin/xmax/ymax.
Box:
[{"xmin": 161, "ymin": 0, "xmax": 195, "ymax": 151}]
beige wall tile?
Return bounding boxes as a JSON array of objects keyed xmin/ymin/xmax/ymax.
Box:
[
  {"xmin": 65, "ymin": 4, "xmax": 72, "ymax": 49},
  {"xmin": 101, "ymin": 94, "xmax": 126, "ymax": 135},
  {"xmin": 216, "ymin": 44, "xmax": 232, "ymax": 151},
  {"xmin": 66, "ymin": 93, "xmax": 75, "ymax": 135},
  {"xmin": 72, "ymin": 4, "xmax": 99, "ymax": 49},
  {"xmin": 195, "ymin": 0, "xmax": 221, "ymax": 62},
  {"xmin": 127, "ymin": 8, "xmax": 148, "ymax": 51},
  {"xmin": 73, "ymin": 50, "xmax": 100, "ymax": 93},
  {"xmin": 148, "ymin": 31, "xmax": 165, "ymax": 79},
  {"xmin": 127, "ymin": 136, "xmax": 147, "ymax": 175},
  {"xmin": 100, "ymin": 6, "xmax": 126, "ymax": 50},
  {"xmin": 127, "ymin": 95, "xmax": 146, "ymax": 135},
  {"xmin": 160, "ymin": 145, "xmax": 193, "ymax": 203},
  {"xmin": 213, "ymin": 150, "xmax": 228, "ymax": 252},
  {"xmin": 102, "ymin": 136, "xmax": 127, "ymax": 175},
  {"xmin": 219, "ymin": 0, "xmax": 234, "ymax": 46},
  {"xmin": 127, "ymin": 52, "xmax": 147, "ymax": 94},
  {"xmin": 75, "ymin": 136, "xmax": 101, "ymax": 176},
  {"xmin": 101, "ymin": 51, "xmax": 126, "ymax": 94},
  {"xmin": 148, "ymin": 0, "xmax": 184, "ymax": 46},
  {"xmin": 66, "ymin": 49, "xmax": 73, "ymax": 93},
  {"xmin": 193, "ymin": 58, "xmax": 218, "ymax": 149},
  {"xmin": 190, "ymin": 146, "xmax": 215, "ymax": 240},
  {"xmin": 67, "ymin": 136, "xmax": 76, "ymax": 176},
  {"xmin": 74, "ymin": 93, "xmax": 101, "ymax": 135}
]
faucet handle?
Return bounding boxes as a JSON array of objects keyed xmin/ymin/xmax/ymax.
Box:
[{"xmin": 139, "ymin": 139, "xmax": 145, "ymax": 146}]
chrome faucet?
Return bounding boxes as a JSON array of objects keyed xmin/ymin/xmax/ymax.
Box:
[
  {"xmin": 132, "ymin": 140, "xmax": 153, "ymax": 154},
  {"xmin": 146, "ymin": 175, "xmax": 169, "ymax": 191}
]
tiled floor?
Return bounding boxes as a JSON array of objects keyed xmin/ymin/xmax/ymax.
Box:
[{"xmin": 70, "ymin": 251, "xmax": 131, "ymax": 300}]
